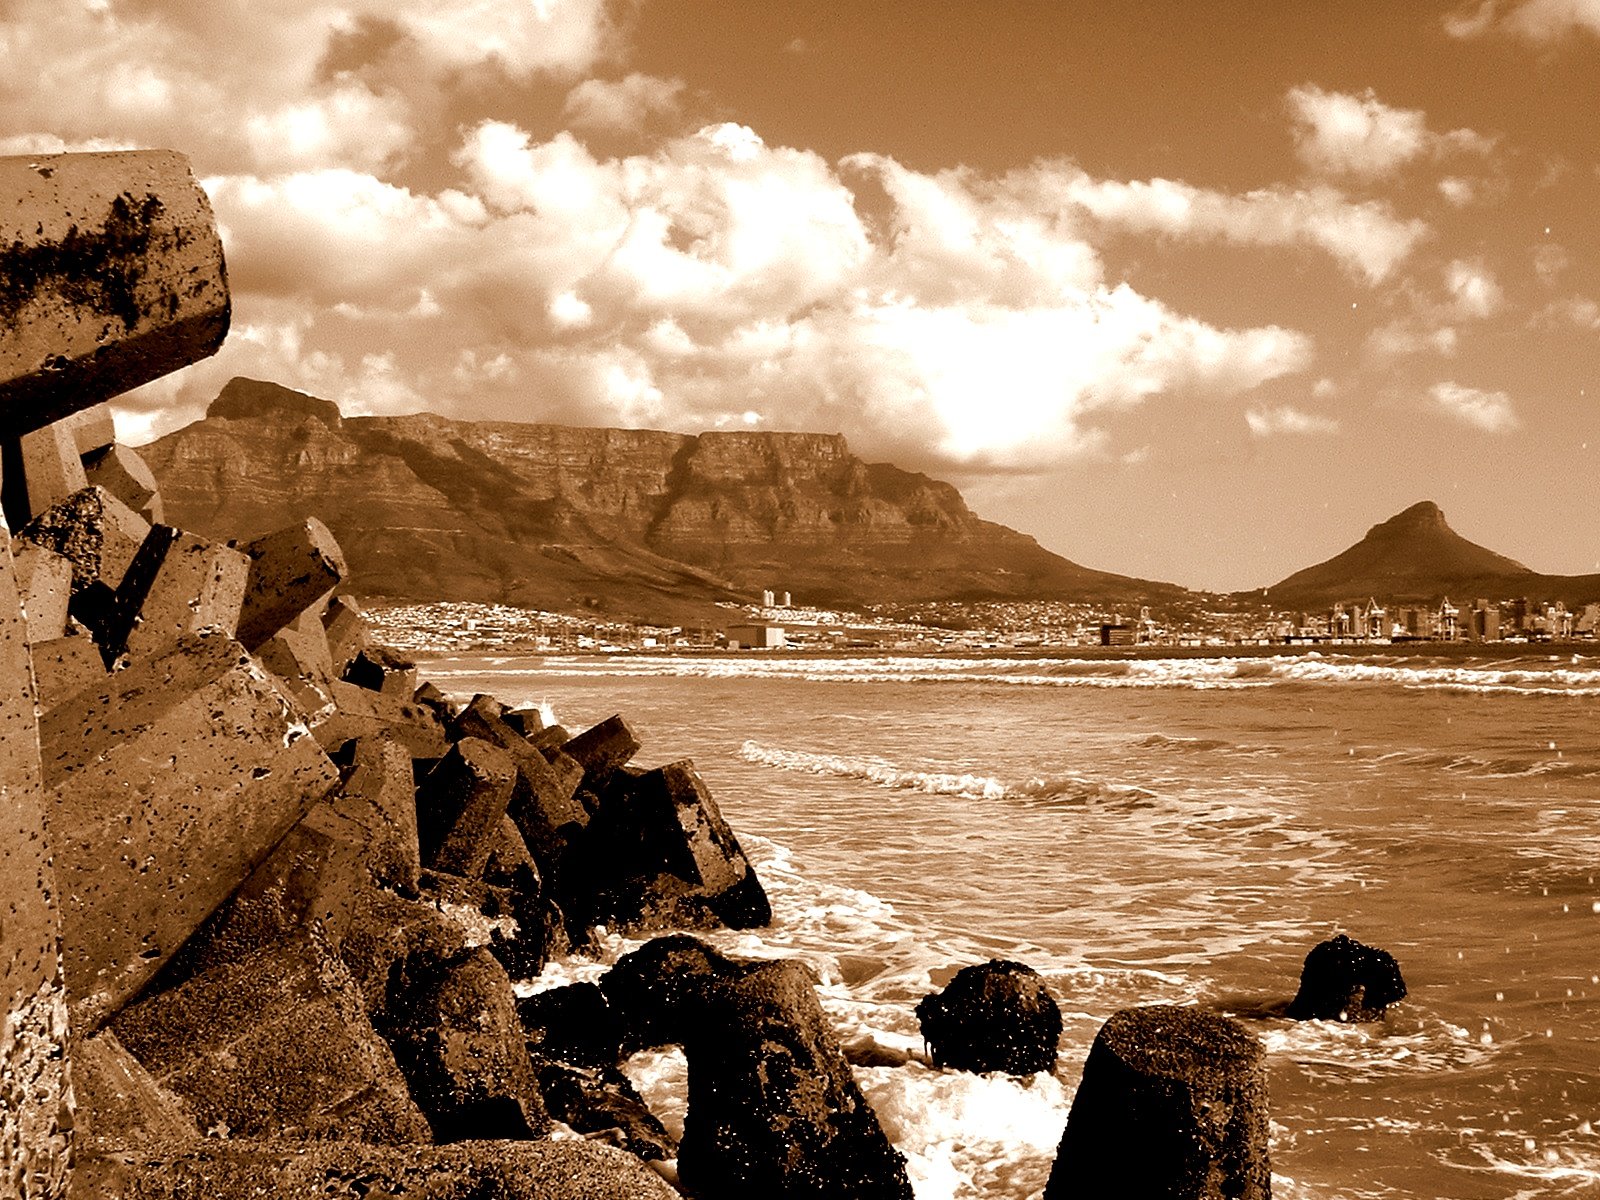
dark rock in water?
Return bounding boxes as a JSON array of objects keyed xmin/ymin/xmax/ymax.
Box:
[
  {"xmin": 74, "ymin": 1136, "xmax": 681, "ymax": 1198},
  {"xmin": 600, "ymin": 935, "xmax": 736, "ymax": 1054},
  {"xmin": 536, "ymin": 1062, "xmax": 678, "ymax": 1162},
  {"xmin": 517, "ymin": 983, "xmax": 622, "ymax": 1070},
  {"xmin": 1287, "ymin": 933, "xmax": 1407, "ymax": 1021},
  {"xmin": 677, "ymin": 957, "xmax": 914, "ymax": 1200},
  {"xmin": 561, "ymin": 714, "xmax": 641, "ymax": 784},
  {"xmin": 383, "ymin": 946, "xmax": 549, "ymax": 1143},
  {"xmin": 1044, "ymin": 1004, "xmax": 1270, "ymax": 1200},
  {"xmin": 916, "ymin": 959, "xmax": 1062, "ymax": 1075}
]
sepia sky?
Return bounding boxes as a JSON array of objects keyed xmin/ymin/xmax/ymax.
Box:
[{"xmin": 3, "ymin": 0, "xmax": 1597, "ymax": 590}]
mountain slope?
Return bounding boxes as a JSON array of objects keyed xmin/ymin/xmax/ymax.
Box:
[
  {"xmin": 142, "ymin": 378, "xmax": 1178, "ymax": 621},
  {"xmin": 1263, "ymin": 501, "xmax": 1600, "ymax": 608}
]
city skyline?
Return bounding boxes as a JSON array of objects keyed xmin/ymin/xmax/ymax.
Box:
[{"xmin": 3, "ymin": 1, "xmax": 1596, "ymax": 590}]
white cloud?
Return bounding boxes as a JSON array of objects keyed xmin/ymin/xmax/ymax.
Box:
[
  {"xmin": 562, "ymin": 73, "xmax": 685, "ymax": 133},
  {"xmin": 1366, "ymin": 323, "xmax": 1458, "ymax": 361},
  {"xmin": 1534, "ymin": 243, "xmax": 1570, "ymax": 285},
  {"xmin": 1532, "ymin": 296, "xmax": 1600, "ymax": 330},
  {"xmin": 1246, "ymin": 406, "xmax": 1340, "ymax": 437},
  {"xmin": 1038, "ymin": 170, "xmax": 1430, "ymax": 284},
  {"xmin": 1445, "ymin": 258, "xmax": 1504, "ymax": 318},
  {"xmin": 1313, "ymin": 377, "xmax": 1338, "ymax": 398},
  {"xmin": 1430, "ymin": 381, "xmax": 1519, "ymax": 432},
  {"xmin": 1285, "ymin": 84, "xmax": 1494, "ymax": 180},
  {"xmin": 1437, "ymin": 176, "xmax": 1476, "ymax": 206},
  {"xmin": 1446, "ymin": 0, "xmax": 1600, "ymax": 39}
]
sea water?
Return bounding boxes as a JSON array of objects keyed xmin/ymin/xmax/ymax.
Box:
[{"xmin": 420, "ymin": 650, "xmax": 1600, "ymax": 1200}]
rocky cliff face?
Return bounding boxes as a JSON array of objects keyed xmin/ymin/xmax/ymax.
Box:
[{"xmin": 143, "ymin": 379, "xmax": 1172, "ymax": 621}]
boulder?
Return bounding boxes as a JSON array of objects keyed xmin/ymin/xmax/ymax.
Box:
[
  {"xmin": 417, "ymin": 738, "xmax": 518, "ymax": 877},
  {"xmin": 1043, "ymin": 1005, "xmax": 1270, "ymax": 1200},
  {"xmin": 516, "ymin": 983, "xmax": 621, "ymax": 1070},
  {"xmin": 39, "ymin": 630, "xmax": 339, "ymax": 1027},
  {"xmin": 234, "ymin": 518, "xmax": 347, "ymax": 651},
  {"xmin": 1287, "ymin": 933, "xmax": 1407, "ymax": 1021},
  {"xmin": 71, "ymin": 1137, "xmax": 680, "ymax": 1200},
  {"xmin": 676, "ymin": 955, "xmax": 913, "ymax": 1200},
  {"xmin": 384, "ymin": 947, "xmax": 548, "ymax": 1142},
  {"xmin": 111, "ymin": 929, "xmax": 432, "ymax": 1145},
  {"xmin": 0, "ymin": 150, "xmax": 229, "ymax": 432},
  {"xmin": 600, "ymin": 935, "xmax": 735, "ymax": 1055},
  {"xmin": 535, "ymin": 1063, "xmax": 678, "ymax": 1163},
  {"xmin": 915, "ymin": 959, "xmax": 1061, "ymax": 1075},
  {"xmin": 0, "ymin": 524, "xmax": 74, "ymax": 1200}
]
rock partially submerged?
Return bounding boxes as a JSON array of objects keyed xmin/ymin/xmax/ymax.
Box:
[
  {"xmin": 916, "ymin": 959, "xmax": 1061, "ymax": 1075},
  {"xmin": 1287, "ymin": 933, "xmax": 1407, "ymax": 1022}
]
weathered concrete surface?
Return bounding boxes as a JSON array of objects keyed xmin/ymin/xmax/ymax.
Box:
[
  {"xmin": 82, "ymin": 443, "xmax": 163, "ymax": 525},
  {"xmin": 0, "ymin": 520, "xmax": 75, "ymax": 1200},
  {"xmin": 386, "ymin": 947, "xmax": 547, "ymax": 1143},
  {"xmin": 320, "ymin": 734, "xmax": 423, "ymax": 895},
  {"xmin": 322, "ymin": 594, "xmax": 367, "ymax": 675},
  {"xmin": 2, "ymin": 420, "xmax": 88, "ymax": 528},
  {"xmin": 63, "ymin": 404, "xmax": 116, "ymax": 458},
  {"xmin": 0, "ymin": 150, "xmax": 229, "ymax": 433},
  {"xmin": 110, "ymin": 525, "xmax": 249, "ymax": 657},
  {"xmin": 70, "ymin": 1030, "xmax": 197, "ymax": 1147},
  {"xmin": 916, "ymin": 959, "xmax": 1062, "ymax": 1076},
  {"xmin": 417, "ymin": 738, "xmax": 517, "ymax": 878},
  {"xmin": 30, "ymin": 630, "xmax": 108, "ymax": 712},
  {"xmin": 39, "ymin": 630, "xmax": 339, "ymax": 1027},
  {"xmin": 315, "ymin": 679, "xmax": 449, "ymax": 759},
  {"xmin": 16, "ymin": 484, "xmax": 149, "ymax": 596},
  {"xmin": 560, "ymin": 714, "xmax": 640, "ymax": 783},
  {"xmin": 111, "ymin": 931, "xmax": 431, "ymax": 1145},
  {"xmin": 13, "ymin": 542, "xmax": 72, "ymax": 643},
  {"xmin": 71, "ymin": 1137, "xmax": 681, "ymax": 1199},
  {"xmin": 1044, "ymin": 1005, "xmax": 1271, "ymax": 1200},
  {"xmin": 344, "ymin": 646, "xmax": 418, "ymax": 698},
  {"xmin": 234, "ymin": 518, "xmax": 346, "ymax": 651}
]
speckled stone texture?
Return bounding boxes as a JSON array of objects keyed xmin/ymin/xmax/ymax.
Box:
[
  {"xmin": 70, "ymin": 1137, "xmax": 681, "ymax": 1199},
  {"xmin": 1287, "ymin": 933, "xmax": 1407, "ymax": 1022},
  {"xmin": 1045, "ymin": 1005, "xmax": 1271, "ymax": 1200},
  {"xmin": 0, "ymin": 521, "xmax": 75, "ymax": 1200},
  {"xmin": 233, "ymin": 518, "xmax": 346, "ymax": 651},
  {"xmin": 916, "ymin": 958, "xmax": 1062, "ymax": 1075},
  {"xmin": 0, "ymin": 151, "xmax": 229, "ymax": 433}
]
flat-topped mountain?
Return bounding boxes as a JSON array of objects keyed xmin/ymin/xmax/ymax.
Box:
[
  {"xmin": 142, "ymin": 378, "xmax": 1177, "ymax": 622},
  {"xmin": 1264, "ymin": 500, "xmax": 1600, "ymax": 608}
]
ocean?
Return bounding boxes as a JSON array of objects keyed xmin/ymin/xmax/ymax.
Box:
[{"xmin": 420, "ymin": 649, "xmax": 1600, "ymax": 1200}]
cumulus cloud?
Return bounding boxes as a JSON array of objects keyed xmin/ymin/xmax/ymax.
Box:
[
  {"xmin": 1531, "ymin": 296, "xmax": 1600, "ymax": 330},
  {"xmin": 1445, "ymin": 258, "xmax": 1504, "ymax": 318},
  {"xmin": 1430, "ymin": 381, "xmax": 1519, "ymax": 432},
  {"xmin": 1366, "ymin": 322, "xmax": 1458, "ymax": 362},
  {"xmin": 562, "ymin": 73, "xmax": 685, "ymax": 133},
  {"xmin": 1285, "ymin": 84, "xmax": 1493, "ymax": 180},
  {"xmin": 1446, "ymin": 0, "xmax": 1600, "ymax": 39},
  {"xmin": 1245, "ymin": 406, "xmax": 1341, "ymax": 437}
]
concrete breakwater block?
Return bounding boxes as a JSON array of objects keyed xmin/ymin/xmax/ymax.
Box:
[
  {"xmin": 82, "ymin": 443, "xmax": 164, "ymax": 526},
  {"xmin": 109, "ymin": 525, "xmax": 250, "ymax": 658},
  {"xmin": 0, "ymin": 150, "xmax": 229, "ymax": 433},
  {"xmin": 451, "ymin": 695, "xmax": 590, "ymax": 836},
  {"xmin": 1287, "ymin": 933, "xmax": 1407, "ymax": 1022},
  {"xmin": 0, "ymin": 523, "xmax": 75, "ymax": 1200},
  {"xmin": 561, "ymin": 714, "xmax": 640, "ymax": 784},
  {"xmin": 70, "ymin": 1137, "xmax": 681, "ymax": 1200},
  {"xmin": 916, "ymin": 959, "xmax": 1062, "ymax": 1076},
  {"xmin": 2, "ymin": 419, "xmax": 88, "ymax": 528},
  {"xmin": 69, "ymin": 1029, "xmax": 198, "ymax": 1146},
  {"xmin": 39, "ymin": 630, "xmax": 339, "ymax": 1027},
  {"xmin": 13, "ymin": 542, "xmax": 72, "ymax": 644},
  {"xmin": 234, "ymin": 518, "xmax": 347, "ymax": 651},
  {"xmin": 417, "ymin": 738, "xmax": 518, "ymax": 878},
  {"xmin": 111, "ymin": 930, "xmax": 432, "ymax": 1145},
  {"xmin": 322, "ymin": 733, "xmax": 423, "ymax": 896},
  {"xmin": 17, "ymin": 484, "xmax": 149, "ymax": 598},
  {"xmin": 1044, "ymin": 1005, "xmax": 1271, "ymax": 1200},
  {"xmin": 384, "ymin": 947, "xmax": 548, "ymax": 1143},
  {"xmin": 30, "ymin": 628, "xmax": 107, "ymax": 711}
]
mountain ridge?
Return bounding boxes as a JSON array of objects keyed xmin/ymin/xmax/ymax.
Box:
[{"xmin": 141, "ymin": 378, "xmax": 1180, "ymax": 623}]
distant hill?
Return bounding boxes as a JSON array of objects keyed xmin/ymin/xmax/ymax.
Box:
[
  {"xmin": 1262, "ymin": 501, "xmax": 1600, "ymax": 609},
  {"xmin": 141, "ymin": 378, "xmax": 1179, "ymax": 624}
]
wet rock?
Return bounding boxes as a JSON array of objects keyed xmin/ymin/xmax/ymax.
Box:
[
  {"xmin": 0, "ymin": 150, "xmax": 229, "ymax": 432},
  {"xmin": 71, "ymin": 1136, "xmax": 680, "ymax": 1200},
  {"xmin": 417, "ymin": 738, "xmax": 518, "ymax": 877},
  {"xmin": 39, "ymin": 630, "xmax": 339, "ymax": 1027},
  {"xmin": 111, "ymin": 929, "xmax": 431, "ymax": 1145},
  {"xmin": 1287, "ymin": 933, "xmax": 1407, "ymax": 1021},
  {"xmin": 233, "ymin": 518, "xmax": 347, "ymax": 651},
  {"xmin": 1044, "ymin": 1004, "xmax": 1270, "ymax": 1200},
  {"xmin": 600, "ymin": 935, "xmax": 735, "ymax": 1054},
  {"xmin": 384, "ymin": 947, "xmax": 548, "ymax": 1142},
  {"xmin": 502, "ymin": 706, "xmax": 545, "ymax": 735},
  {"xmin": 516, "ymin": 983, "xmax": 621, "ymax": 1070},
  {"xmin": 535, "ymin": 1062, "xmax": 678, "ymax": 1162},
  {"xmin": 916, "ymin": 959, "xmax": 1062, "ymax": 1075}
]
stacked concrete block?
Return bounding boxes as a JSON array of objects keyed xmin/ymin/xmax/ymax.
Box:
[
  {"xmin": 234, "ymin": 518, "xmax": 347, "ymax": 651},
  {"xmin": 344, "ymin": 646, "xmax": 419, "ymax": 698},
  {"xmin": 69, "ymin": 1030, "xmax": 198, "ymax": 1146},
  {"xmin": 29, "ymin": 628, "xmax": 108, "ymax": 712},
  {"xmin": 62, "ymin": 404, "xmax": 117, "ymax": 458},
  {"xmin": 2, "ymin": 419, "xmax": 88, "ymax": 528},
  {"xmin": 82, "ymin": 443, "xmax": 163, "ymax": 525},
  {"xmin": 451, "ymin": 695, "xmax": 588, "ymax": 857},
  {"xmin": 0, "ymin": 522, "xmax": 75, "ymax": 1200},
  {"xmin": 323, "ymin": 594, "xmax": 368, "ymax": 674},
  {"xmin": 13, "ymin": 542, "xmax": 72, "ymax": 643},
  {"xmin": 417, "ymin": 739, "xmax": 519, "ymax": 878},
  {"xmin": 111, "ymin": 931, "xmax": 432, "ymax": 1145},
  {"xmin": 108, "ymin": 524, "xmax": 250, "ymax": 658},
  {"xmin": 561, "ymin": 714, "xmax": 641, "ymax": 784},
  {"xmin": 16, "ymin": 485, "xmax": 149, "ymax": 598},
  {"xmin": 320, "ymin": 734, "xmax": 424, "ymax": 896},
  {"xmin": 0, "ymin": 151, "xmax": 230, "ymax": 431},
  {"xmin": 318, "ymin": 679, "xmax": 450, "ymax": 759},
  {"xmin": 39, "ymin": 630, "xmax": 339, "ymax": 1028}
]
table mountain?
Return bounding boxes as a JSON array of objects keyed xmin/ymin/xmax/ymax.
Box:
[
  {"xmin": 141, "ymin": 378, "xmax": 1176, "ymax": 623},
  {"xmin": 1262, "ymin": 500, "xmax": 1600, "ymax": 608}
]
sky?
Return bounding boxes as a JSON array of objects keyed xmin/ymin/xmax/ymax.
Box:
[{"xmin": 3, "ymin": 0, "xmax": 1597, "ymax": 591}]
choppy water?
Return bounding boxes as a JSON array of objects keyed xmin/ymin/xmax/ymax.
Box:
[{"xmin": 422, "ymin": 650, "xmax": 1600, "ymax": 1200}]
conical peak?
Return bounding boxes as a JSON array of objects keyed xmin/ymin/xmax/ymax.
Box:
[{"xmin": 1372, "ymin": 500, "xmax": 1448, "ymax": 537}]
